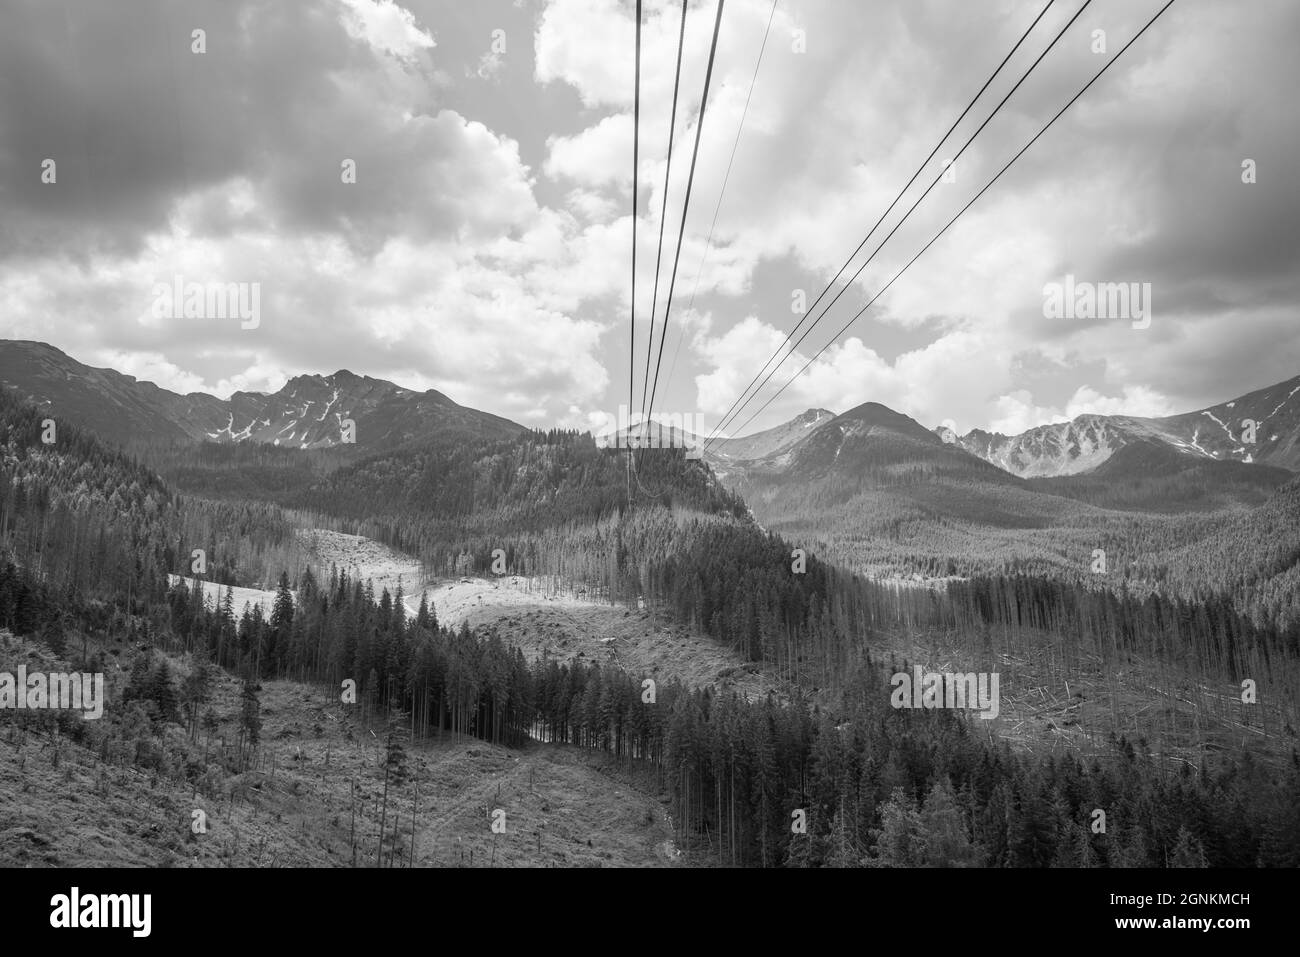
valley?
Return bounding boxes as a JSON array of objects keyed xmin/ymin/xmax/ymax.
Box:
[{"xmin": 3, "ymin": 339, "xmax": 1299, "ymax": 868}]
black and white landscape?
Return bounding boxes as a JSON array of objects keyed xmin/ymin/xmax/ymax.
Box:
[{"xmin": 1, "ymin": 0, "xmax": 1298, "ymax": 884}]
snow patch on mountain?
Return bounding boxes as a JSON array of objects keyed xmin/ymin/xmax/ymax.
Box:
[{"xmin": 944, "ymin": 416, "xmax": 1130, "ymax": 477}]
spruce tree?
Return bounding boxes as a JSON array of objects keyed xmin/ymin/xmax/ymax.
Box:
[
  {"xmin": 871, "ymin": 788, "xmax": 926, "ymax": 867},
  {"xmin": 238, "ymin": 678, "xmax": 262, "ymax": 770},
  {"xmin": 920, "ymin": 777, "xmax": 979, "ymax": 866},
  {"xmin": 148, "ymin": 659, "xmax": 180, "ymax": 724},
  {"xmin": 377, "ymin": 712, "xmax": 410, "ymax": 867},
  {"xmin": 1170, "ymin": 826, "xmax": 1209, "ymax": 868},
  {"xmin": 182, "ymin": 655, "xmax": 215, "ymax": 740}
]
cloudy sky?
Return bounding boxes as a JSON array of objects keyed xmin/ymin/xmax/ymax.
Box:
[{"xmin": 0, "ymin": 0, "xmax": 1296, "ymax": 437}]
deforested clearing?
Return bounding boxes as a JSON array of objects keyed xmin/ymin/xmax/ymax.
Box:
[{"xmin": 0, "ymin": 631, "xmax": 675, "ymax": 869}]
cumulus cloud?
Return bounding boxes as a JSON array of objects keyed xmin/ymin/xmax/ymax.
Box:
[
  {"xmin": 0, "ymin": 0, "xmax": 1295, "ymax": 435},
  {"xmin": 545, "ymin": 113, "xmax": 633, "ymax": 187},
  {"xmin": 0, "ymin": 0, "xmax": 624, "ymax": 425},
  {"xmin": 541, "ymin": 0, "xmax": 1300, "ymax": 434},
  {"xmin": 1064, "ymin": 385, "xmax": 1177, "ymax": 420},
  {"xmin": 988, "ymin": 391, "xmax": 1071, "ymax": 436},
  {"xmin": 337, "ymin": 0, "xmax": 436, "ymax": 62}
]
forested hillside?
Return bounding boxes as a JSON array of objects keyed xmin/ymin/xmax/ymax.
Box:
[
  {"xmin": 1028, "ymin": 440, "xmax": 1291, "ymax": 512},
  {"xmin": 715, "ymin": 403, "xmax": 1299, "ymax": 635},
  {"xmin": 108, "ymin": 390, "xmax": 1300, "ymax": 732},
  {"xmin": 1142, "ymin": 478, "xmax": 1300, "ymax": 629},
  {"xmin": 280, "ymin": 430, "xmax": 746, "ymax": 569},
  {"xmin": 5, "ymin": 385, "xmax": 1299, "ymax": 868},
  {"xmin": 69, "ymin": 571, "xmax": 1300, "ymax": 868},
  {"xmin": 134, "ymin": 439, "xmax": 342, "ymax": 504},
  {"xmin": 0, "ymin": 388, "xmax": 308, "ymax": 618}
]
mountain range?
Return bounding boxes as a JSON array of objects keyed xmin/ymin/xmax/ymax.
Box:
[
  {"xmin": 0, "ymin": 340, "xmax": 524, "ymax": 451},
  {"xmin": 3, "ymin": 339, "xmax": 1298, "ymax": 486},
  {"xmin": 936, "ymin": 375, "xmax": 1300, "ymax": 476}
]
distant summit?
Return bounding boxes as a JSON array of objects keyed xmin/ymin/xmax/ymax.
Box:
[
  {"xmin": 0, "ymin": 340, "xmax": 525, "ymax": 450},
  {"xmin": 938, "ymin": 374, "xmax": 1300, "ymax": 476},
  {"xmin": 705, "ymin": 408, "xmax": 836, "ymax": 464}
]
